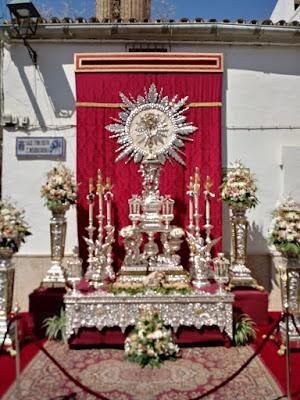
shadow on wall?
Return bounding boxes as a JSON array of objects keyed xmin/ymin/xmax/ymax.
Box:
[
  {"xmin": 9, "ymin": 43, "xmax": 76, "ymax": 129},
  {"xmin": 248, "ymin": 221, "xmax": 271, "ymax": 291}
]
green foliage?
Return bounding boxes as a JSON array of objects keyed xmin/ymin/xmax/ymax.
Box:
[
  {"xmin": 234, "ymin": 314, "xmax": 256, "ymax": 346},
  {"xmin": 275, "ymin": 241, "xmax": 300, "ymax": 257},
  {"xmin": 108, "ymin": 284, "xmax": 192, "ymax": 296},
  {"xmin": 43, "ymin": 308, "xmax": 66, "ymax": 342}
]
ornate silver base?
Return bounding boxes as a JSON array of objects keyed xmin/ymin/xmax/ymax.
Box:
[
  {"xmin": 192, "ymin": 279, "xmax": 210, "ymax": 289},
  {"xmin": 280, "ymin": 317, "xmax": 300, "ymax": 342},
  {"xmin": 0, "ymin": 312, "xmax": 12, "ymax": 347},
  {"xmin": 117, "ymin": 265, "xmax": 148, "ymax": 283},
  {"xmin": 0, "ymin": 252, "xmax": 15, "ymax": 348},
  {"xmin": 42, "ymin": 261, "xmax": 66, "ymax": 287},
  {"xmin": 228, "ymin": 263, "xmax": 263, "ymax": 290}
]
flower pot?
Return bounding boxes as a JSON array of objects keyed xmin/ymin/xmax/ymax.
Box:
[
  {"xmin": 274, "ymin": 255, "xmax": 300, "ymax": 341},
  {"xmin": 42, "ymin": 206, "xmax": 69, "ymax": 287},
  {"xmin": 228, "ymin": 206, "xmax": 261, "ymax": 289}
]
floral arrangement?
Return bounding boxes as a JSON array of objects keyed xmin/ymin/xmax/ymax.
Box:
[
  {"xmin": 221, "ymin": 161, "xmax": 258, "ymax": 209},
  {"xmin": 41, "ymin": 164, "xmax": 77, "ymax": 210},
  {"xmin": 120, "ymin": 226, "xmax": 136, "ymax": 238},
  {"xmin": 110, "ymin": 277, "xmax": 191, "ymax": 296},
  {"xmin": 125, "ymin": 309, "xmax": 180, "ymax": 367},
  {"xmin": 0, "ymin": 199, "xmax": 31, "ymax": 252},
  {"xmin": 269, "ymin": 197, "xmax": 300, "ymax": 257},
  {"xmin": 169, "ymin": 227, "xmax": 185, "ymax": 239}
]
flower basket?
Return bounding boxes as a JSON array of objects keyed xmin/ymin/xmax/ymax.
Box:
[
  {"xmin": 221, "ymin": 161, "xmax": 258, "ymax": 210},
  {"xmin": 270, "ymin": 197, "xmax": 300, "ymax": 258},
  {"xmin": 0, "ymin": 199, "xmax": 31, "ymax": 252},
  {"xmin": 41, "ymin": 163, "xmax": 77, "ymax": 211},
  {"xmin": 221, "ymin": 162, "xmax": 260, "ymax": 289},
  {"xmin": 0, "ymin": 199, "xmax": 30, "ymax": 346},
  {"xmin": 124, "ymin": 308, "xmax": 180, "ymax": 368},
  {"xmin": 41, "ymin": 164, "xmax": 77, "ymax": 287}
]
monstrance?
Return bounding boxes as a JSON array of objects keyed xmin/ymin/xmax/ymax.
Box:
[{"xmin": 106, "ymin": 83, "xmax": 197, "ymax": 283}]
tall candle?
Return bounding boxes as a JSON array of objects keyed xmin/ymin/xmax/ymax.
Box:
[
  {"xmin": 187, "ymin": 176, "xmax": 194, "ymax": 229},
  {"xmin": 88, "ymin": 177, "xmax": 94, "ymax": 225},
  {"xmin": 205, "ymin": 197, "xmax": 210, "ymax": 225},
  {"xmin": 204, "ymin": 176, "xmax": 212, "ymax": 225},
  {"xmin": 105, "ymin": 177, "xmax": 112, "ymax": 226},
  {"xmin": 88, "ymin": 195, "xmax": 94, "ymax": 226},
  {"xmin": 97, "ymin": 169, "xmax": 103, "ymax": 215},
  {"xmin": 89, "ymin": 177, "xmax": 94, "ymax": 193},
  {"xmin": 194, "ymin": 167, "xmax": 200, "ymax": 212},
  {"xmin": 189, "ymin": 197, "xmax": 193, "ymax": 223}
]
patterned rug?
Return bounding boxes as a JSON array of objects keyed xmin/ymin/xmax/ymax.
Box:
[{"xmin": 4, "ymin": 342, "xmax": 283, "ymax": 400}]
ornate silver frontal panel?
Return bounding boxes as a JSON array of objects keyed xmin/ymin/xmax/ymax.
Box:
[{"xmin": 64, "ymin": 290, "xmax": 234, "ymax": 340}]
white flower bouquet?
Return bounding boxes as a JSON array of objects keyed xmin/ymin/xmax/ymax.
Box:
[
  {"xmin": 41, "ymin": 164, "xmax": 77, "ymax": 211},
  {"xmin": 124, "ymin": 309, "xmax": 180, "ymax": 367},
  {"xmin": 221, "ymin": 161, "xmax": 258, "ymax": 209},
  {"xmin": 270, "ymin": 197, "xmax": 300, "ymax": 257},
  {"xmin": 0, "ymin": 199, "xmax": 31, "ymax": 252}
]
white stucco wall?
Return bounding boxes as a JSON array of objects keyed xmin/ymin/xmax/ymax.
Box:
[
  {"xmin": 271, "ymin": 0, "xmax": 300, "ymax": 21},
  {"xmin": 2, "ymin": 41, "xmax": 300, "ymax": 260}
]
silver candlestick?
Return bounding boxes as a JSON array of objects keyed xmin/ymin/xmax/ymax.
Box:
[
  {"xmin": 84, "ymin": 178, "xmax": 96, "ymax": 280},
  {"xmin": 193, "ymin": 167, "xmax": 201, "ymax": 240},
  {"xmin": 187, "ymin": 176, "xmax": 195, "ymax": 234}
]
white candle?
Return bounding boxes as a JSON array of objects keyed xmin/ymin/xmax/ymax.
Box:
[
  {"xmin": 189, "ymin": 197, "xmax": 193, "ymax": 224},
  {"xmin": 97, "ymin": 170, "xmax": 103, "ymax": 216},
  {"xmin": 105, "ymin": 177, "xmax": 112, "ymax": 226},
  {"xmin": 107, "ymin": 195, "xmax": 111, "ymax": 226},
  {"xmin": 194, "ymin": 193, "xmax": 199, "ymax": 213},
  {"xmin": 88, "ymin": 177, "xmax": 94, "ymax": 225},
  {"xmin": 88, "ymin": 195, "xmax": 94, "ymax": 225},
  {"xmin": 205, "ymin": 197, "xmax": 210, "ymax": 225}
]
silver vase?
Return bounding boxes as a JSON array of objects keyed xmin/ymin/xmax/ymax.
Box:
[
  {"xmin": 275, "ymin": 255, "xmax": 300, "ymax": 341},
  {"xmin": 0, "ymin": 248, "xmax": 15, "ymax": 346},
  {"xmin": 42, "ymin": 205, "xmax": 69, "ymax": 287},
  {"xmin": 229, "ymin": 205, "xmax": 261, "ymax": 289}
]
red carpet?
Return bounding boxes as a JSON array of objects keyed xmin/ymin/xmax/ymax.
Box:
[
  {"xmin": 254, "ymin": 312, "xmax": 300, "ymax": 400},
  {"xmin": 0, "ymin": 340, "xmax": 41, "ymax": 397},
  {"xmin": 2, "ymin": 342, "xmax": 282, "ymax": 400},
  {"xmin": 1, "ymin": 312, "xmax": 300, "ymax": 399}
]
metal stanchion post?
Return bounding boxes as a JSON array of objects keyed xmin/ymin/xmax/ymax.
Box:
[
  {"xmin": 14, "ymin": 304, "xmax": 21, "ymax": 399},
  {"xmin": 284, "ymin": 264, "xmax": 292, "ymax": 400},
  {"xmin": 284, "ymin": 307, "xmax": 292, "ymax": 400}
]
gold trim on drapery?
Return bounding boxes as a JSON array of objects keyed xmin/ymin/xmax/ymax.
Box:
[{"xmin": 76, "ymin": 101, "xmax": 222, "ymax": 108}]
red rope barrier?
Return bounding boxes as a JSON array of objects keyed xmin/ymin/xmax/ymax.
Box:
[
  {"xmin": 29, "ymin": 330, "xmax": 110, "ymax": 400},
  {"xmin": 3, "ymin": 312, "xmax": 290, "ymax": 400},
  {"xmin": 190, "ymin": 312, "xmax": 285, "ymax": 400}
]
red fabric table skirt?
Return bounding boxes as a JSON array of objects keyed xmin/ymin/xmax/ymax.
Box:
[
  {"xmin": 29, "ymin": 287, "xmax": 66, "ymax": 338},
  {"xmin": 233, "ymin": 288, "xmax": 269, "ymax": 326}
]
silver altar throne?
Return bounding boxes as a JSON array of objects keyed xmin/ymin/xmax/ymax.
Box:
[
  {"xmin": 65, "ymin": 83, "xmax": 233, "ymax": 340},
  {"xmin": 118, "ymin": 159, "xmax": 188, "ymax": 284}
]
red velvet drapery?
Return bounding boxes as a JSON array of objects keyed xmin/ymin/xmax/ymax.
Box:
[{"xmin": 76, "ymin": 70, "xmax": 222, "ymax": 267}]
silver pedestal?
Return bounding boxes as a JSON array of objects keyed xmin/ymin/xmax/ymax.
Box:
[{"xmin": 0, "ymin": 249, "xmax": 15, "ymax": 347}]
